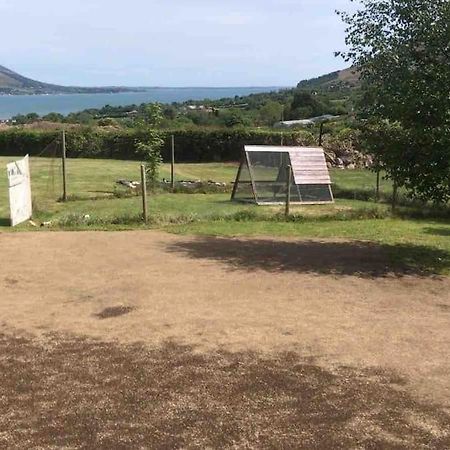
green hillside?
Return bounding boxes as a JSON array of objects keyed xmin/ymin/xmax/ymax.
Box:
[
  {"xmin": 0, "ymin": 64, "xmax": 143, "ymax": 95},
  {"xmin": 297, "ymin": 67, "xmax": 360, "ymax": 90}
]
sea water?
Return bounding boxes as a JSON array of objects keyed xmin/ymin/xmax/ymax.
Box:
[{"xmin": 0, "ymin": 87, "xmax": 283, "ymax": 119}]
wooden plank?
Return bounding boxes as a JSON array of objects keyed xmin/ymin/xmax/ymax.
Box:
[
  {"xmin": 291, "ymin": 159, "xmax": 327, "ymax": 165},
  {"xmin": 293, "ymin": 170, "xmax": 330, "ymax": 175},
  {"xmin": 291, "ymin": 155, "xmax": 327, "ymax": 160},
  {"xmin": 291, "ymin": 150, "xmax": 324, "ymax": 155},
  {"xmin": 292, "ymin": 163, "xmax": 326, "ymax": 167},
  {"xmin": 288, "ymin": 147, "xmax": 331, "ymax": 186},
  {"xmin": 293, "ymin": 177, "xmax": 331, "ymax": 182},
  {"xmin": 296, "ymin": 181, "xmax": 332, "ymax": 185},
  {"xmin": 293, "ymin": 172, "xmax": 330, "ymax": 178},
  {"xmin": 293, "ymin": 174, "xmax": 331, "ymax": 178},
  {"xmin": 231, "ymin": 156, "xmax": 245, "ymax": 201},
  {"xmin": 245, "ymin": 151, "xmax": 258, "ymax": 203},
  {"xmin": 296, "ymin": 179, "xmax": 332, "ymax": 183}
]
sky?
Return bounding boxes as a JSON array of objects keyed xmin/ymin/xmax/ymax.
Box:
[{"xmin": 0, "ymin": 0, "xmax": 355, "ymax": 87}]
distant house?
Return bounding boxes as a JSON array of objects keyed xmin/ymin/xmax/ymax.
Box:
[
  {"xmin": 0, "ymin": 118, "xmax": 12, "ymax": 127},
  {"xmin": 185, "ymin": 105, "xmax": 214, "ymax": 113},
  {"xmin": 274, "ymin": 114, "xmax": 341, "ymax": 128}
]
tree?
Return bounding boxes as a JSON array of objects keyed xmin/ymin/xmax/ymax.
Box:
[
  {"xmin": 11, "ymin": 114, "xmax": 28, "ymax": 125},
  {"xmin": 162, "ymin": 105, "xmax": 177, "ymax": 120},
  {"xmin": 97, "ymin": 117, "xmax": 119, "ymax": 127},
  {"xmin": 258, "ymin": 101, "xmax": 284, "ymax": 126},
  {"xmin": 11, "ymin": 113, "xmax": 40, "ymax": 124},
  {"xmin": 66, "ymin": 111, "xmax": 94, "ymax": 125},
  {"xmin": 220, "ymin": 109, "xmax": 250, "ymax": 128},
  {"xmin": 338, "ymin": 0, "xmax": 450, "ymax": 203},
  {"xmin": 287, "ymin": 91, "xmax": 328, "ymax": 120},
  {"xmin": 43, "ymin": 112, "xmax": 64, "ymax": 122},
  {"xmin": 135, "ymin": 103, "xmax": 164, "ymax": 188}
]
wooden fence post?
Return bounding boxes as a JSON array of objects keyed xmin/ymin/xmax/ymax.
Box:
[
  {"xmin": 61, "ymin": 130, "xmax": 68, "ymax": 202},
  {"xmin": 376, "ymin": 169, "xmax": 381, "ymax": 202},
  {"xmin": 285, "ymin": 165, "xmax": 292, "ymax": 219},
  {"xmin": 318, "ymin": 122, "xmax": 324, "ymax": 147},
  {"xmin": 171, "ymin": 134, "xmax": 175, "ymax": 191},
  {"xmin": 392, "ymin": 180, "xmax": 398, "ymax": 212},
  {"xmin": 141, "ymin": 164, "xmax": 148, "ymax": 224}
]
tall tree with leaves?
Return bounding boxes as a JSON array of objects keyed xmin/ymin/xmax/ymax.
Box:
[{"xmin": 338, "ymin": 0, "xmax": 450, "ymax": 203}]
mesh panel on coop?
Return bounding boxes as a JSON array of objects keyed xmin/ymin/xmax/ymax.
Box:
[{"xmin": 231, "ymin": 146, "xmax": 334, "ymax": 205}]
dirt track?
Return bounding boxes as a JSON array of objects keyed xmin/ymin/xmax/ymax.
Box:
[{"xmin": 1, "ymin": 231, "xmax": 449, "ymax": 447}]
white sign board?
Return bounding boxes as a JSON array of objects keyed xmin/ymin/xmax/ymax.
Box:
[{"xmin": 7, "ymin": 155, "xmax": 32, "ymax": 226}]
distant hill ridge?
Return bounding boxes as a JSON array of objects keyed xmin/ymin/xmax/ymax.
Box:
[
  {"xmin": 0, "ymin": 64, "xmax": 143, "ymax": 95},
  {"xmin": 0, "ymin": 64, "xmax": 360, "ymax": 96},
  {"xmin": 297, "ymin": 67, "xmax": 360, "ymax": 90}
]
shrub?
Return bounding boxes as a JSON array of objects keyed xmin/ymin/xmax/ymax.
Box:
[{"xmin": 0, "ymin": 128, "xmax": 315, "ymax": 162}]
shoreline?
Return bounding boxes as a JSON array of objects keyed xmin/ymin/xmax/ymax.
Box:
[{"xmin": 0, "ymin": 86, "xmax": 284, "ymax": 119}]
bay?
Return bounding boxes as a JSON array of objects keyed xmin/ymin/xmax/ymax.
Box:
[{"xmin": 0, "ymin": 87, "xmax": 282, "ymax": 119}]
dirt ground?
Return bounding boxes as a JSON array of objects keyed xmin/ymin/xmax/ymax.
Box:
[{"xmin": 1, "ymin": 231, "xmax": 449, "ymax": 448}]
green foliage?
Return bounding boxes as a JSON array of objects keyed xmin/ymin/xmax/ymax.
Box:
[
  {"xmin": 65, "ymin": 111, "xmax": 95, "ymax": 125},
  {"xmin": 137, "ymin": 103, "xmax": 164, "ymax": 128},
  {"xmin": 42, "ymin": 112, "xmax": 64, "ymax": 122},
  {"xmin": 288, "ymin": 91, "xmax": 325, "ymax": 119},
  {"xmin": 97, "ymin": 117, "xmax": 119, "ymax": 127},
  {"xmin": 297, "ymin": 71, "xmax": 341, "ymax": 90},
  {"xmin": 64, "ymin": 128, "xmax": 105, "ymax": 157},
  {"xmin": 0, "ymin": 129, "xmax": 58, "ymax": 156},
  {"xmin": 220, "ymin": 109, "xmax": 251, "ymax": 128},
  {"xmin": 339, "ymin": 0, "xmax": 450, "ymax": 203},
  {"xmin": 136, "ymin": 131, "xmax": 164, "ymax": 188},
  {"xmin": 0, "ymin": 128, "xmax": 315, "ymax": 162},
  {"xmin": 134, "ymin": 104, "xmax": 164, "ymax": 187},
  {"xmin": 11, "ymin": 113, "xmax": 40, "ymax": 125},
  {"xmin": 186, "ymin": 111, "xmax": 217, "ymax": 127},
  {"xmin": 164, "ymin": 182, "xmax": 231, "ymax": 195},
  {"xmin": 258, "ymin": 101, "xmax": 284, "ymax": 126}
]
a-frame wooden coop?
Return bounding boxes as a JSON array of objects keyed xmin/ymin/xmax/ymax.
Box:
[{"xmin": 231, "ymin": 146, "xmax": 334, "ymax": 205}]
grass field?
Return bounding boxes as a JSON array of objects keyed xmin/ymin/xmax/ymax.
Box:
[
  {"xmin": 0, "ymin": 156, "xmax": 449, "ymax": 274},
  {"xmin": 0, "ymin": 156, "xmax": 388, "ymax": 225}
]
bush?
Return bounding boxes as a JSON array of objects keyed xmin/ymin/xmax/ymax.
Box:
[
  {"xmin": 0, "ymin": 129, "xmax": 58, "ymax": 157},
  {"xmin": 0, "ymin": 128, "xmax": 315, "ymax": 162}
]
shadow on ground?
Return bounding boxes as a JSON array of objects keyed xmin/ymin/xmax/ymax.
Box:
[
  {"xmin": 94, "ymin": 305, "xmax": 135, "ymax": 319},
  {"xmin": 424, "ymin": 227, "xmax": 450, "ymax": 237},
  {"xmin": 167, "ymin": 237, "xmax": 449, "ymax": 277},
  {"xmin": 0, "ymin": 218, "xmax": 10, "ymax": 227},
  {"xmin": 0, "ymin": 332, "xmax": 448, "ymax": 449}
]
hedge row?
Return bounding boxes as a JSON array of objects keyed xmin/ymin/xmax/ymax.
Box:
[{"xmin": 0, "ymin": 128, "xmax": 316, "ymax": 162}]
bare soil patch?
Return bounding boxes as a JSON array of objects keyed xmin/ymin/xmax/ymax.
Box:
[
  {"xmin": 0, "ymin": 332, "xmax": 449, "ymax": 449},
  {"xmin": 0, "ymin": 231, "xmax": 449, "ymax": 447}
]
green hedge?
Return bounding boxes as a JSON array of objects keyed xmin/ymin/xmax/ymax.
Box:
[{"xmin": 0, "ymin": 128, "xmax": 316, "ymax": 162}]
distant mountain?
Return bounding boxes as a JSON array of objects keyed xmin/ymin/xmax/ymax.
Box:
[
  {"xmin": 0, "ymin": 64, "xmax": 145, "ymax": 95},
  {"xmin": 297, "ymin": 67, "xmax": 360, "ymax": 91}
]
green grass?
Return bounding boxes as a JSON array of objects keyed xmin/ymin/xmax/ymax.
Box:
[
  {"xmin": 167, "ymin": 220, "xmax": 450, "ymax": 275},
  {"xmin": 1, "ymin": 156, "xmax": 449, "ymax": 274},
  {"xmin": 0, "ymin": 158, "xmax": 240, "ymax": 223},
  {"xmin": 0, "ymin": 157, "xmax": 387, "ymax": 225}
]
